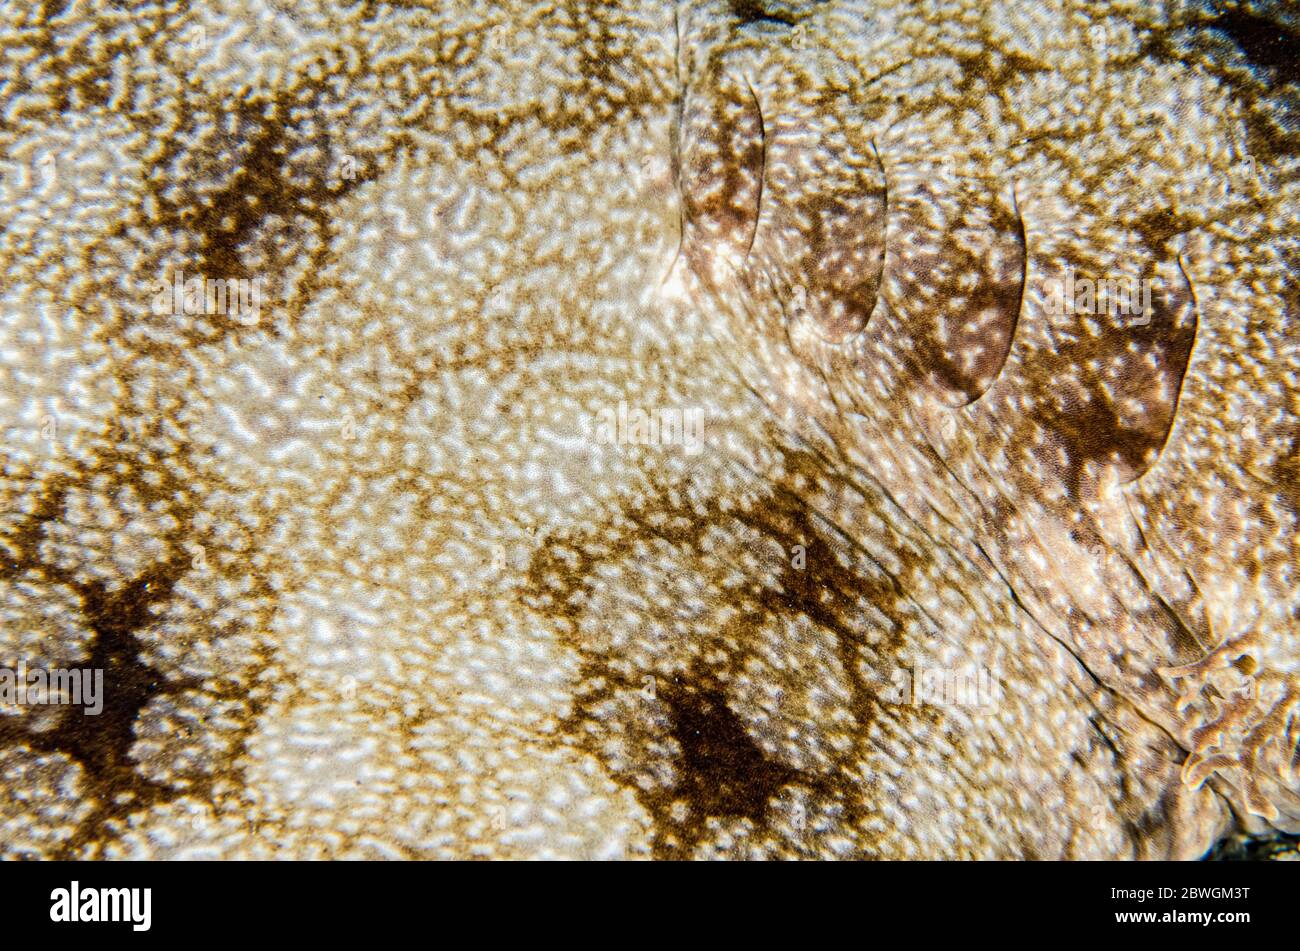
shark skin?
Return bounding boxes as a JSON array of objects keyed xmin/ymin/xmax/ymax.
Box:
[{"xmin": 0, "ymin": 0, "xmax": 1296, "ymax": 859}]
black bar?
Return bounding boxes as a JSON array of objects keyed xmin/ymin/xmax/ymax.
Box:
[{"xmin": 1, "ymin": 860, "xmax": 1288, "ymax": 940}]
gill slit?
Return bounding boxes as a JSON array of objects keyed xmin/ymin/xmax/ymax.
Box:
[{"xmin": 742, "ymin": 75, "xmax": 765, "ymax": 267}]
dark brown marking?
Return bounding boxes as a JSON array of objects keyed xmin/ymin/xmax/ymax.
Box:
[{"xmin": 525, "ymin": 445, "xmax": 940, "ymax": 858}]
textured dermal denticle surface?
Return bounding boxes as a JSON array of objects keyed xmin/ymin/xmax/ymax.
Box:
[
  {"xmin": 672, "ymin": 0, "xmax": 1300, "ymax": 848},
  {"xmin": 0, "ymin": 0, "xmax": 1297, "ymax": 860}
]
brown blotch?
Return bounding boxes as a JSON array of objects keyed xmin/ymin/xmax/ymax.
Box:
[
  {"xmin": 0, "ymin": 421, "xmax": 276, "ymax": 856},
  {"xmin": 526, "ymin": 447, "xmax": 932, "ymax": 857},
  {"xmin": 142, "ymin": 80, "xmax": 381, "ymax": 342},
  {"xmin": 0, "ymin": 553, "xmax": 196, "ymax": 857},
  {"xmin": 665, "ymin": 675, "xmax": 799, "ymax": 819}
]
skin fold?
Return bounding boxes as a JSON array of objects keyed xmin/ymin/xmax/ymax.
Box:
[{"xmin": 0, "ymin": 0, "xmax": 1296, "ymax": 859}]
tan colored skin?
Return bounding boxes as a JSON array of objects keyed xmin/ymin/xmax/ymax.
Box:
[{"xmin": 0, "ymin": 0, "xmax": 1296, "ymax": 858}]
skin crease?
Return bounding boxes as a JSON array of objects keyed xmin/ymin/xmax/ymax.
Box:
[{"xmin": 0, "ymin": 0, "xmax": 1296, "ymax": 860}]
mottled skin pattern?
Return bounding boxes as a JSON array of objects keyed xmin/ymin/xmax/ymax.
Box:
[{"xmin": 0, "ymin": 0, "xmax": 1296, "ymax": 859}]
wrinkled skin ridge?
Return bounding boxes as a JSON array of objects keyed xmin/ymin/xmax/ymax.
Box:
[{"xmin": 0, "ymin": 0, "xmax": 1296, "ymax": 859}]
